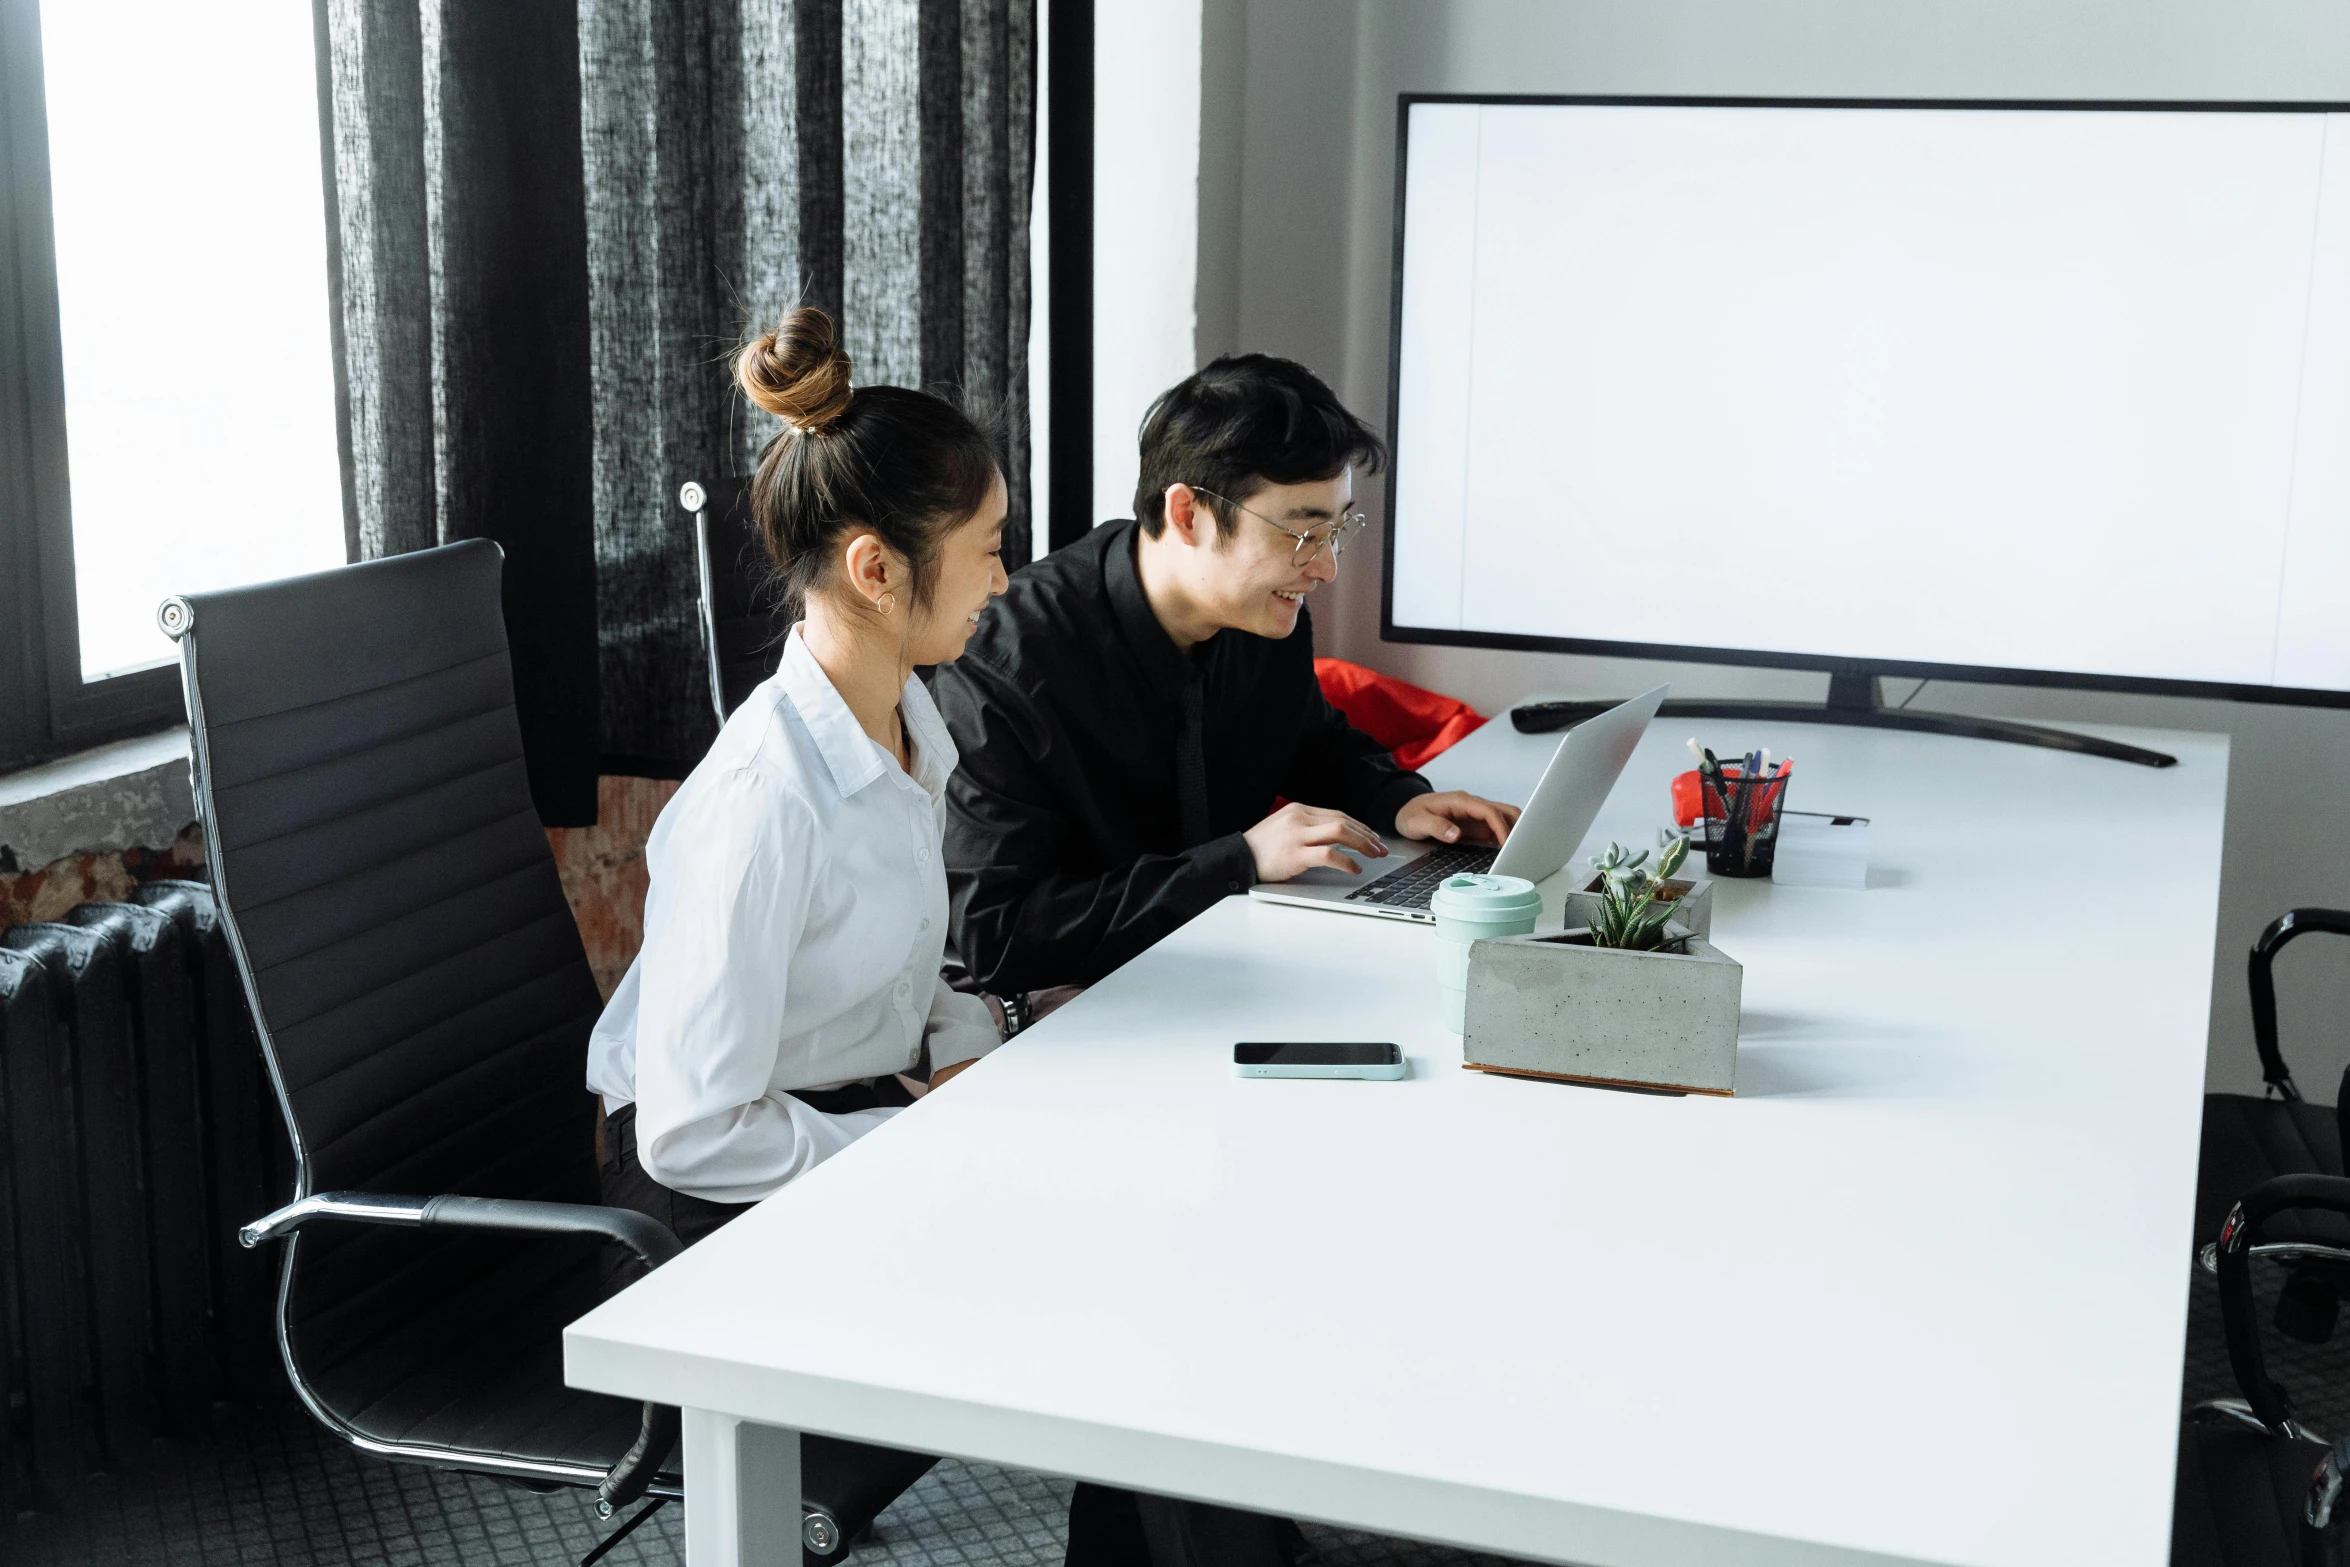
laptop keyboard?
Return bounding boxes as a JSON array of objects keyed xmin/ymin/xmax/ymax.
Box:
[{"xmin": 1344, "ymin": 843, "xmax": 1501, "ymax": 909}]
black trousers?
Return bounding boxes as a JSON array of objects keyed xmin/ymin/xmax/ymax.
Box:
[
  {"xmin": 1065, "ymin": 1482, "xmax": 1301, "ymax": 1567},
  {"xmin": 600, "ymin": 1099, "xmax": 1299, "ymax": 1567}
]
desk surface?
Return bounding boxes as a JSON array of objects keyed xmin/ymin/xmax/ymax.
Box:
[{"xmin": 568, "ymin": 715, "xmax": 2229, "ymax": 1567}]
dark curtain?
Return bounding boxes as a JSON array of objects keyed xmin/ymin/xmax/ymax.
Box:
[
  {"xmin": 322, "ymin": 0, "xmax": 1036, "ymax": 812},
  {"xmin": 578, "ymin": 0, "xmax": 1036, "ymax": 771},
  {"xmin": 320, "ymin": 0, "xmax": 600, "ymax": 824}
]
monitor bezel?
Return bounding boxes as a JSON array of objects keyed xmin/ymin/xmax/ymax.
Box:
[{"xmin": 1378, "ymin": 92, "xmax": 2350, "ymax": 711}]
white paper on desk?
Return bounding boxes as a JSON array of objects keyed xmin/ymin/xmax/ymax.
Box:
[{"xmin": 1773, "ymin": 811, "xmax": 1870, "ymax": 889}]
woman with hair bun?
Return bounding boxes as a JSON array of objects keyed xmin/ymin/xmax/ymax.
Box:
[{"xmin": 587, "ymin": 304, "xmax": 1010, "ymax": 1248}]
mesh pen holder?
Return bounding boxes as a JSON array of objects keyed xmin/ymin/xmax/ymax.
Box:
[{"xmin": 1701, "ymin": 767, "xmax": 1791, "ymax": 878}]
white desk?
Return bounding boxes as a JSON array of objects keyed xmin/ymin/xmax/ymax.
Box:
[{"xmin": 567, "ymin": 716, "xmax": 2228, "ymax": 1567}]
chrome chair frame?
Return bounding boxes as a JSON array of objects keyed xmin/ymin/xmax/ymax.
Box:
[
  {"xmin": 680, "ymin": 477, "xmax": 792, "ymax": 726},
  {"xmin": 681, "ymin": 479, "xmax": 731, "ymax": 731}
]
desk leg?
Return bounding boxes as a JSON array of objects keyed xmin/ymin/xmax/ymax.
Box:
[{"xmin": 682, "ymin": 1408, "xmax": 802, "ymax": 1567}]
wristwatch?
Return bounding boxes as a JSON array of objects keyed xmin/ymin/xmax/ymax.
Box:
[{"xmin": 996, "ymin": 991, "xmax": 1031, "ymax": 1037}]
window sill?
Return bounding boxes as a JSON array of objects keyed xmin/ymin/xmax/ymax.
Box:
[{"xmin": 0, "ymin": 726, "xmax": 193, "ymax": 873}]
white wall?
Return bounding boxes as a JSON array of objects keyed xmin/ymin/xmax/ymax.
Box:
[
  {"xmin": 1202, "ymin": 0, "xmax": 2350, "ymax": 1098},
  {"xmin": 1093, "ymin": 0, "xmax": 1204, "ymax": 527}
]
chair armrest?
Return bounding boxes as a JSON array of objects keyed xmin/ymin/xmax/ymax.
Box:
[
  {"xmin": 241, "ymin": 1191, "xmax": 683, "ymax": 1274},
  {"xmin": 2217, "ymin": 1173, "xmax": 2350, "ymax": 1435},
  {"xmin": 240, "ymin": 1190, "xmax": 683, "ymax": 1510},
  {"xmin": 2247, "ymin": 909, "xmax": 2350, "ymax": 1099}
]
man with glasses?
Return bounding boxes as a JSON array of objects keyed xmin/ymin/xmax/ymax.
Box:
[
  {"xmin": 934, "ymin": 352, "xmax": 1515, "ymax": 1567},
  {"xmin": 933, "ymin": 351, "xmax": 1517, "ymax": 1005}
]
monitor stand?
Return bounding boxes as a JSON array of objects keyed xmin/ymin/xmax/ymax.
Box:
[{"xmin": 1642, "ymin": 674, "xmax": 2177, "ymax": 768}]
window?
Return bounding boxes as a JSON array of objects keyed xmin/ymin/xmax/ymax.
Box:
[{"xmin": 1, "ymin": 0, "xmax": 346, "ymax": 770}]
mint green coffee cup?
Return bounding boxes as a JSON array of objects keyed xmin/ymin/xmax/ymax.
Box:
[{"xmin": 1429, "ymin": 872, "xmax": 1542, "ymax": 1032}]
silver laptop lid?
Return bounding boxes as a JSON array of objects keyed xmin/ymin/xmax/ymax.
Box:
[{"xmin": 1488, "ymin": 685, "xmax": 1670, "ymax": 883}]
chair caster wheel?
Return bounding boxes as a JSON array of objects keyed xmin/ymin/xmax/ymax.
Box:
[{"xmin": 804, "ymin": 1508, "xmax": 843, "ymax": 1556}]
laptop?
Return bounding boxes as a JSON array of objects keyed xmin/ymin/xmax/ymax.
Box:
[{"xmin": 1248, "ymin": 685, "xmax": 1669, "ymax": 924}]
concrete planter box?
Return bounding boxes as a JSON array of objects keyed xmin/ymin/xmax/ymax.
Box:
[
  {"xmin": 1565, "ymin": 875, "xmax": 1712, "ymax": 939},
  {"xmin": 1462, "ymin": 928, "xmax": 1742, "ymax": 1096}
]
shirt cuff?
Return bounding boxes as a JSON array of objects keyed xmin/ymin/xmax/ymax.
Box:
[
  {"xmin": 1365, "ymin": 772, "xmax": 1435, "ymax": 837},
  {"xmin": 639, "ymin": 1094, "xmax": 894, "ymax": 1205},
  {"xmin": 925, "ymin": 977, "xmax": 1005, "ymax": 1074},
  {"xmin": 1190, "ymin": 831, "xmax": 1260, "ymax": 896}
]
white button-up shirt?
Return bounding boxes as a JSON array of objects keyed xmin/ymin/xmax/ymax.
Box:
[{"xmin": 586, "ymin": 627, "xmax": 1000, "ymax": 1204}]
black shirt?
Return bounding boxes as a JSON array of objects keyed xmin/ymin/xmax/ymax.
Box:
[{"xmin": 932, "ymin": 519, "xmax": 1432, "ymax": 993}]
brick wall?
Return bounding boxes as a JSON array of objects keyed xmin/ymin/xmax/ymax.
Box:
[
  {"xmin": 544, "ymin": 776, "xmax": 679, "ymax": 1000},
  {"xmin": 0, "ymin": 826, "xmax": 207, "ymax": 927},
  {"xmin": 2, "ymin": 781, "xmax": 672, "ymax": 1007}
]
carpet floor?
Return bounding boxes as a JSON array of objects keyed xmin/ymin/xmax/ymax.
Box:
[
  {"xmin": 1, "ymin": 1257, "xmax": 2324, "ymax": 1566},
  {"xmin": 0, "ymin": 1398, "xmax": 1524, "ymax": 1567}
]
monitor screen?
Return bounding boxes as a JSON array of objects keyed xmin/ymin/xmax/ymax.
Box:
[{"xmin": 1384, "ymin": 98, "xmax": 2350, "ymax": 703}]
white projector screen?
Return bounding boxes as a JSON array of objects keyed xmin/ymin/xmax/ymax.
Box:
[{"xmin": 1385, "ymin": 98, "xmax": 2350, "ymax": 702}]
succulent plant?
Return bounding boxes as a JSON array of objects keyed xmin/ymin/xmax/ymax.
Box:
[{"xmin": 1586, "ymin": 834, "xmax": 1690, "ymax": 951}]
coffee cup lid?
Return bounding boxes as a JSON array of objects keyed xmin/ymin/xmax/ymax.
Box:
[{"xmin": 1428, "ymin": 872, "xmax": 1542, "ymax": 921}]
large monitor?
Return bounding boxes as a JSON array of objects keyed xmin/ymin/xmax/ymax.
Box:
[{"xmin": 1382, "ymin": 96, "xmax": 2350, "ymax": 725}]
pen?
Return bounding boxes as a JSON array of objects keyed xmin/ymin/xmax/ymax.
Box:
[
  {"xmin": 1736, "ymin": 752, "xmax": 1767, "ymax": 864},
  {"xmin": 1723, "ymin": 750, "xmax": 1756, "ymax": 852}
]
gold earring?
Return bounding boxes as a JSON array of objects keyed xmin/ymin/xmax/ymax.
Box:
[{"xmin": 878, "ymin": 592, "xmax": 896, "ymax": 613}]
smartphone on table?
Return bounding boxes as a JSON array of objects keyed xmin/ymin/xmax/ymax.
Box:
[{"xmin": 1233, "ymin": 1042, "xmax": 1407, "ymax": 1080}]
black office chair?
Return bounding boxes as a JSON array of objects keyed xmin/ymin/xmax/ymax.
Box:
[
  {"xmin": 2175, "ymin": 1173, "xmax": 2350, "ymax": 1567},
  {"xmin": 2197, "ymin": 911, "xmax": 2350, "ymax": 1257},
  {"xmin": 162, "ymin": 540, "xmax": 930, "ymax": 1563},
  {"xmin": 682, "ymin": 476, "xmax": 791, "ymax": 723}
]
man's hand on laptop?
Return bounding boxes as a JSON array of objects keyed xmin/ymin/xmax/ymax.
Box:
[
  {"xmin": 1245, "ymin": 803, "xmax": 1391, "ymax": 882},
  {"xmin": 1395, "ymin": 791, "xmax": 1520, "ymax": 848}
]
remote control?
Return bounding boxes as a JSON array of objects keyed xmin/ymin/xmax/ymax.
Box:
[{"xmin": 1509, "ymin": 699, "xmax": 1615, "ymax": 734}]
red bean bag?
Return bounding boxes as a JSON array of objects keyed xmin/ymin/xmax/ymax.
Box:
[{"xmin": 1314, "ymin": 658, "xmax": 1487, "ymax": 772}]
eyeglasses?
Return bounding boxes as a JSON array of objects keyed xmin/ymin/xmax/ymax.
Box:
[{"xmin": 1191, "ymin": 488, "xmax": 1368, "ymax": 567}]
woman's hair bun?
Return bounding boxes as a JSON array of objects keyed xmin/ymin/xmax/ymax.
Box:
[{"xmin": 736, "ymin": 306, "xmax": 854, "ymax": 434}]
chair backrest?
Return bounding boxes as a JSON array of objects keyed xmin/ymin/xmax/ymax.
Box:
[
  {"xmin": 684, "ymin": 476, "xmax": 790, "ymax": 723},
  {"xmin": 164, "ymin": 541, "xmax": 605, "ymax": 1382}
]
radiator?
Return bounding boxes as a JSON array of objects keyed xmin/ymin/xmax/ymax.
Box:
[{"xmin": 0, "ymin": 879, "xmax": 289, "ymax": 1518}]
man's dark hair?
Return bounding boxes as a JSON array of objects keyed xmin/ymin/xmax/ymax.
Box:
[{"xmin": 1132, "ymin": 354, "xmax": 1386, "ymax": 537}]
